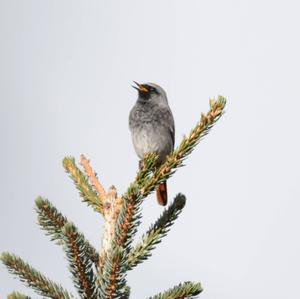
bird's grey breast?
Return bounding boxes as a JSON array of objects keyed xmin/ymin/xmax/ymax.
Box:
[{"xmin": 129, "ymin": 101, "xmax": 174, "ymax": 162}]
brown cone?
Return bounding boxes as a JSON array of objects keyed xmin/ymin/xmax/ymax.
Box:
[{"xmin": 156, "ymin": 181, "xmax": 168, "ymax": 206}]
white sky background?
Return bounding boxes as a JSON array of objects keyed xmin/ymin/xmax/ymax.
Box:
[{"xmin": 0, "ymin": 0, "xmax": 300, "ymax": 298}]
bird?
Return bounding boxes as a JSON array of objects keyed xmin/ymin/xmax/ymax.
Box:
[{"xmin": 129, "ymin": 81, "xmax": 175, "ymax": 206}]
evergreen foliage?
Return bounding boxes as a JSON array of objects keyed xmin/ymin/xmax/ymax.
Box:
[
  {"xmin": 62, "ymin": 222, "xmax": 99, "ymax": 299},
  {"xmin": 7, "ymin": 291, "xmax": 31, "ymax": 299},
  {"xmin": 0, "ymin": 253, "xmax": 72, "ymax": 298},
  {"xmin": 1, "ymin": 97, "xmax": 226, "ymax": 298},
  {"xmin": 98, "ymin": 247, "xmax": 128, "ymax": 299},
  {"xmin": 127, "ymin": 193, "xmax": 186, "ymax": 270},
  {"xmin": 148, "ymin": 282, "xmax": 203, "ymax": 299},
  {"xmin": 35, "ymin": 196, "xmax": 99, "ymax": 266},
  {"xmin": 63, "ymin": 156, "xmax": 104, "ymax": 214}
]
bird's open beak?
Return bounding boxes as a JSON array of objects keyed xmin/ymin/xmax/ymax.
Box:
[{"xmin": 132, "ymin": 81, "xmax": 149, "ymax": 93}]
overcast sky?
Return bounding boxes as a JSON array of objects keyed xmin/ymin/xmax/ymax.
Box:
[{"xmin": 1, "ymin": 1, "xmax": 300, "ymax": 298}]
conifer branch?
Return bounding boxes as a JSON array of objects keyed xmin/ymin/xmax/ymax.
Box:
[
  {"xmin": 35, "ymin": 196, "xmax": 99, "ymax": 266},
  {"xmin": 7, "ymin": 291, "xmax": 31, "ymax": 299},
  {"xmin": 148, "ymin": 281, "xmax": 203, "ymax": 299},
  {"xmin": 35, "ymin": 196, "xmax": 66, "ymax": 244},
  {"xmin": 127, "ymin": 193, "xmax": 186, "ymax": 270},
  {"xmin": 63, "ymin": 156, "xmax": 103, "ymax": 214},
  {"xmin": 141, "ymin": 96, "xmax": 226, "ymax": 198},
  {"xmin": 98, "ymin": 247, "xmax": 128, "ymax": 299},
  {"xmin": 0, "ymin": 253, "xmax": 72, "ymax": 299},
  {"xmin": 80, "ymin": 154, "xmax": 107, "ymax": 202},
  {"xmin": 61, "ymin": 222, "xmax": 99, "ymax": 299},
  {"xmin": 114, "ymin": 186, "xmax": 142, "ymax": 249}
]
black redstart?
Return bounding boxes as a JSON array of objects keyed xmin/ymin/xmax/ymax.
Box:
[{"xmin": 129, "ymin": 82, "xmax": 175, "ymax": 206}]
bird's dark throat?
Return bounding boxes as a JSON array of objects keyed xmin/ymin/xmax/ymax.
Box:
[{"xmin": 138, "ymin": 90, "xmax": 151, "ymax": 100}]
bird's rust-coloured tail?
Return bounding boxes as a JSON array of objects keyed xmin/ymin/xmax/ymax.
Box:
[{"xmin": 156, "ymin": 181, "xmax": 168, "ymax": 206}]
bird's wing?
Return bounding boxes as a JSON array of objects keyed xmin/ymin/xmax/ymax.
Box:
[
  {"xmin": 162, "ymin": 107, "xmax": 175, "ymax": 148},
  {"xmin": 169, "ymin": 118, "xmax": 175, "ymax": 147}
]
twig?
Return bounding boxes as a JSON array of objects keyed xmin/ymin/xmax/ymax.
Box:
[{"xmin": 80, "ymin": 154, "xmax": 107, "ymax": 202}]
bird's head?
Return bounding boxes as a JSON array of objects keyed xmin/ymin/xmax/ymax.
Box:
[{"xmin": 132, "ymin": 81, "xmax": 168, "ymax": 104}]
